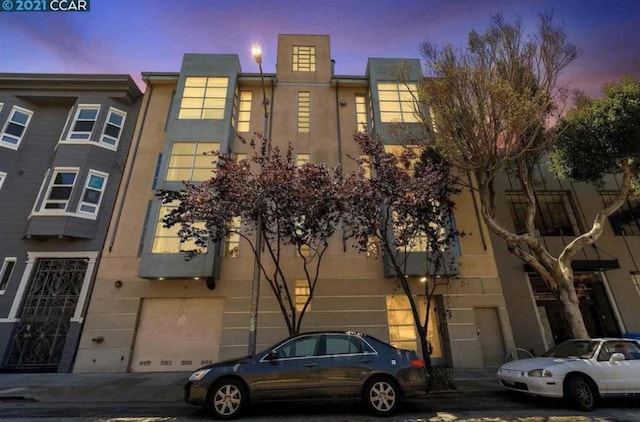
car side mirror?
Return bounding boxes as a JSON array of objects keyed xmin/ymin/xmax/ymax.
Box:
[
  {"xmin": 266, "ymin": 351, "xmax": 279, "ymax": 363},
  {"xmin": 609, "ymin": 352, "xmax": 625, "ymax": 363}
]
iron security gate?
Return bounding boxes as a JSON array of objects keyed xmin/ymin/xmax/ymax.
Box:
[{"xmin": 5, "ymin": 259, "xmax": 88, "ymax": 371}]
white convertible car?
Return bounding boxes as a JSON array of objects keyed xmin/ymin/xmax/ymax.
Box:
[{"xmin": 497, "ymin": 338, "xmax": 640, "ymax": 411}]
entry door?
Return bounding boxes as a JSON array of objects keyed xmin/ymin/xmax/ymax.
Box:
[
  {"xmin": 475, "ymin": 308, "xmax": 505, "ymax": 367},
  {"xmin": 131, "ymin": 298, "xmax": 224, "ymax": 372}
]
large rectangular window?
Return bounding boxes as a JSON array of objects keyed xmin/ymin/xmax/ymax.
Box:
[
  {"xmin": 507, "ymin": 191, "xmax": 580, "ymax": 236},
  {"xmin": 0, "ymin": 257, "xmax": 16, "ymax": 292},
  {"xmin": 601, "ymin": 191, "xmax": 640, "ymax": 236},
  {"xmin": 100, "ymin": 107, "xmax": 127, "ymax": 148},
  {"xmin": 236, "ymin": 91, "xmax": 252, "ymax": 133},
  {"xmin": 166, "ymin": 142, "xmax": 219, "ymax": 182},
  {"xmin": 292, "ymin": 46, "xmax": 316, "ymax": 72},
  {"xmin": 42, "ymin": 169, "xmax": 78, "ymax": 210},
  {"xmin": 386, "ymin": 295, "xmax": 442, "ymax": 358},
  {"xmin": 297, "ymin": 91, "xmax": 310, "ymax": 133},
  {"xmin": 179, "ymin": 77, "xmax": 228, "ymax": 119},
  {"xmin": 68, "ymin": 105, "xmax": 100, "ymax": 140},
  {"xmin": 151, "ymin": 201, "xmax": 207, "ymax": 253},
  {"xmin": 295, "ymin": 280, "xmax": 310, "ymax": 312},
  {"xmin": 1, "ymin": 106, "xmax": 34, "ymax": 149},
  {"xmin": 77, "ymin": 170, "xmax": 108, "ymax": 217},
  {"xmin": 377, "ymin": 82, "xmax": 420, "ymax": 123}
]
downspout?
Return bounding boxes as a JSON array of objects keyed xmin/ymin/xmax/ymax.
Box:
[
  {"xmin": 333, "ymin": 62, "xmax": 347, "ymax": 253},
  {"xmin": 108, "ymin": 82, "xmax": 153, "ymax": 253}
]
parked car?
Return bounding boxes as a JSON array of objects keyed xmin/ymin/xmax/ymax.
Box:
[
  {"xmin": 184, "ymin": 331, "xmax": 428, "ymax": 419},
  {"xmin": 497, "ymin": 338, "xmax": 640, "ymax": 411}
]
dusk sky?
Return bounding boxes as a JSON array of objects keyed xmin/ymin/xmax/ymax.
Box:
[{"xmin": 0, "ymin": 0, "xmax": 638, "ymax": 97}]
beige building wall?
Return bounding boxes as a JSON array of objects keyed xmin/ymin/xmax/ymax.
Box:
[{"xmin": 74, "ymin": 34, "xmax": 513, "ymax": 373}]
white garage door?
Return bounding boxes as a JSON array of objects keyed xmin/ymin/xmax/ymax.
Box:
[{"xmin": 131, "ymin": 297, "xmax": 224, "ymax": 372}]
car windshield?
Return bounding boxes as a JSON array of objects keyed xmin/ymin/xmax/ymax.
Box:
[{"xmin": 542, "ymin": 340, "xmax": 599, "ymax": 359}]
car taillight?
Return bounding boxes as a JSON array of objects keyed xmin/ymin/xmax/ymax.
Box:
[{"xmin": 410, "ymin": 358, "xmax": 425, "ymax": 368}]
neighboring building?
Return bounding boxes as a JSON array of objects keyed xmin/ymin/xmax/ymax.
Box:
[
  {"xmin": 0, "ymin": 74, "xmax": 142, "ymax": 372},
  {"xmin": 491, "ymin": 170, "xmax": 640, "ymax": 356},
  {"xmin": 74, "ymin": 34, "xmax": 514, "ymax": 373}
]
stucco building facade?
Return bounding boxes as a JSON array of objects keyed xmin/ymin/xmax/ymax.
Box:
[{"xmin": 73, "ymin": 34, "xmax": 516, "ymax": 373}]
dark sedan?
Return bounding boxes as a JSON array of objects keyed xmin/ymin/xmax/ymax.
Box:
[{"xmin": 184, "ymin": 331, "xmax": 429, "ymax": 419}]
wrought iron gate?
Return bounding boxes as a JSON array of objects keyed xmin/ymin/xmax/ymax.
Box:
[{"xmin": 5, "ymin": 258, "xmax": 88, "ymax": 371}]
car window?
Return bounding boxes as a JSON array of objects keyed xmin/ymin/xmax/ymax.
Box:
[
  {"xmin": 542, "ymin": 340, "xmax": 598, "ymax": 359},
  {"xmin": 275, "ymin": 336, "xmax": 319, "ymax": 358},
  {"xmin": 324, "ymin": 335, "xmax": 367, "ymax": 355},
  {"xmin": 598, "ymin": 341, "xmax": 640, "ymax": 361}
]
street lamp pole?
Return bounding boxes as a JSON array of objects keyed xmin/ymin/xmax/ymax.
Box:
[{"xmin": 248, "ymin": 45, "xmax": 269, "ymax": 355}]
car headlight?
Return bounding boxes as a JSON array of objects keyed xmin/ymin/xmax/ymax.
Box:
[
  {"xmin": 189, "ymin": 368, "xmax": 211, "ymax": 381},
  {"xmin": 527, "ymin": 368, "xmax": 553, "ymax": 377}
]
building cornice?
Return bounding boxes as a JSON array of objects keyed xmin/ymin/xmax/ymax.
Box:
[{"xmin": 0, "ymin": 73, "xmax": 142, "ymax": 104}]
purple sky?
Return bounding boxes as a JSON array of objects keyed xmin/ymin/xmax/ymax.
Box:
[{"xmin": 0, "ymin": 0, "xmax": 638, "ymax": 96}]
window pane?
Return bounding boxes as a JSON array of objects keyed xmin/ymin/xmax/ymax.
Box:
[
  {"xmin": 171, "ymin": 143, "xmax": 196, "ymax": 154},
  {"xmin": 5, "ymin": 122, "xmax": 24, "ymax": 137},
  {"xmin": 55, "ymin": 173, "xmax": 76, "ymax": 184},
  {"xmin": 73, "ymin": 120, "xmax": 95, "ymax": 132},
  {"xmin": 104, "ymin": 124, "xmax": 120, "ymax": 138},
  {"xmin": 12, "ymin": 111, "xmax": 30, "ymax": 125},
  {"xmin": 88, "ymin": 175, "xmax": 104, "ymax": 189},
  {"xmin": 82, "ymin": 189, "xmax": 101, "ymax": 204},
  {"xmin": 78, "ymin": 109, "xmax": 98, "ymax": 119},
  {"xmin": 49, "ymin": 186, "xmax": 73, "ymax": 200}
]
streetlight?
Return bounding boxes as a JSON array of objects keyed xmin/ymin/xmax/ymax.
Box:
[{"xmin": 248, "ymin": 45, "xmax": 269, "ymax": 355}]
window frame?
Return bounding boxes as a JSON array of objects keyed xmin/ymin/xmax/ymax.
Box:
[
  {"xmin": 178, "ymin": 77, "xmax": 229, "ymax": 120},
  {"xmin": 0, "ymin": 105, "xmax": 34, "ymax": 150},
  {"xmin": 355, "ymin": 94, "xmax": 368, "ymax": 132},
  {"xmin": 99, "ymin": 107, "xmax": 127, "ymax": 149},
  {"xmin": 297, "ymin": 91, "xmax": 310, "ymax": 133},
  {"xmin": 166, "ymin": 141, "xmax": 220, "ymax": 182},
  {"xmin": 601, "ymin": 191, "xmax": 640, "ymax": 236},
  {"xmin": 507, "ymin": 190, "xmax": 580, "ymax": 236},
  {"xmin": 67, "ymin": 105, "xmax": 101, "ymax": 141},
  {"xmin": 377, "ymin": 82, "xmax": 421, "ymax": 123},
  {"xmin": 235, "ymin": 91, "xmax": 252, "ymax": 133},
  {"xmin": 41, "ymin": 167, "xmax": 79, "ymax": 212},
  {"xmin": 77, "ymin": 170, "xmax": 109, "ymax": 218},
  {"xmin": 0, "ymin": 257, "xmax": 17, "ymax": 293},
  {"xmin": 292, "ymin": 45, "xmax": 316, "ymax": 72}
]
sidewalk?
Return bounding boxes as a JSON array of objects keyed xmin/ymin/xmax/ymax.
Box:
[{"xmin": 0, "ymin": 368, "xmax": 502, "ymax": 403}]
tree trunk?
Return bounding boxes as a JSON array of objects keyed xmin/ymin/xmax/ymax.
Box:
[{"xmin": 555, "ymin": 274, "xmax": 589, "ymax": 339}]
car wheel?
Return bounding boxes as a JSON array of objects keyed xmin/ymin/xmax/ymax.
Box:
[
  {"xmin": 364, "ymin": 377, "xmax": 400, "ymax": 416},
  {"xmin": 208, "ymin": 379, "xmax": 247, "ymax": 420},
  {"xmin": 565, "ymin": 375, "xmax": 597, "ymax": 411}
]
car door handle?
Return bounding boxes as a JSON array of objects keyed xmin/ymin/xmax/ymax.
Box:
[{"xmin": 305, "ymin": 362, "xmax": 318, "ymax": 367}]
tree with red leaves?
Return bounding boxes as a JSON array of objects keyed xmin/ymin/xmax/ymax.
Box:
[
  {"xmin": 159, "ymin": 134, "xmax": 345, "ymax": 336},
  {"xmin": 342, "ymin": 133, "xmax": 461, "ymax": 370}
]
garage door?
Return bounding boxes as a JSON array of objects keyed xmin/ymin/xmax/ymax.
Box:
[{"xmin": 131, "ymin": 298, "xmax": 224, "ymax": 372}]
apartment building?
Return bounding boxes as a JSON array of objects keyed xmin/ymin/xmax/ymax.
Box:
[
  {"xmin": 0, "ymin": 74, "xmax": 142, "ymax": 372},
  {"xmin": 74, "ymin": 34, "xmax": 514, "ymax": 373},
  {"xmin": 491, "ymin": 169, "xmax": 640, "ymax": 356}
]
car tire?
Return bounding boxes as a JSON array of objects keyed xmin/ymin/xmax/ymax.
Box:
[
  {"xmin": 565, "ymin": 375, "xmax": 597, "ymax": 411},
  {"xmin": 207, "ymin": 378, "xmax": 247, "ymax": 420},
  {"xmin": 364, "ymin": 377, "xmax": 400, "ymax": 416}
]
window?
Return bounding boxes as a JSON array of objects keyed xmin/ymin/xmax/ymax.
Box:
[
  {"xmin": 507, "ymin": 191, "xmax": 579, "ymax": 236},
  {"xmin": 377, "ymin": 82, "xmax": 420, "ymax": 123},
  {"xmin": 0, "ymin": 171, "xmax": 6, "ymax": 191},
  {"xmin": 151, "ymin": 200, "xmax": 207, "ymax": 253},
  {"xmin": 292, "ymin": 46, "xmax": 316, "ymax": 72},
  {"xmin": 297, "ymin": 91, "xmax": 310, "ymax": 133},
  {"xmin": 384, "ymin": 144, "xmax": 421, "ymax": 174},
  {"xmin": 179, "ymin": 77, "xmax": 229, "ymax": 119},
  {"xmin": 386, "ymin": 295, "xmax": 442, "ymax": 358},
  {"xmin": 295, "ymin": 279, "xmax": 310, "ymax": 312},
  {"xmin": 152, "ymin": 153, "xmax": 163, "ymax": 190},
  {"xmin": 0, "ymin": 257, "xmax": 16, "ymax": 292},
  {"xmin": 355, "ymin": 94, "xmax": 367, "ymax": 132},
  {"xmin": 1, "ymin": 106, "xmax": 33, "ymax": 149},
  {"xmin": 601, "ymin": 191, "xmax": 640, "ymax": 236},
  {"xmin": 224, "ymin": 217, "xmax": 241, "ymax": 258},
  {"xmin": 275, "ymin": 335, "xmax": 319, "ymax": 358},
  {"xmin": 68, "ymin": 105, "xmax": 100, "ymax": 140},
  {"xmin": 100, "ymin": 107, "xmax": 127, "ymax": 148},
  {"xmin": 324, "ymin": 334, "xmax": 373, "ymax": 355},
  {"xmin": 235, "ymin": 91, "xmax": 252, "ymax": 132},
  {"xmin": 77, "ymin": 170, "xmax": 108, "ymax": 216},
  {"xmin": 166, "ymin": 142, "xmax": 219, "ymax": 182},
  {"xmin": 296, "ymin": 153, "xmax": 309, "ymax": 167},
  {"xmin": 598, "ymin": 341, "xmax": 640, "ymax": 361},
  {"xmin": 43, "ymin": 169, "xmax": 78, "ymax": 210}
]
